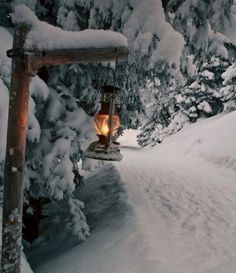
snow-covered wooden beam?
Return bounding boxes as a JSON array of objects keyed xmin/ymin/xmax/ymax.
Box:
[{"xmin": 25, "ymin": 46, "xmax": 128, "ymax": 76}]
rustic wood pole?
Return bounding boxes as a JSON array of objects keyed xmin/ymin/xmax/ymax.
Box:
[{"xmin": 1, "ymin": 23, "xmax": 30, "ymax": 273}]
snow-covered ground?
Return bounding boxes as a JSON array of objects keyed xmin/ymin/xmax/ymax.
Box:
[{"xmin": 28, "ymin": 112, "xmax": 236, "ymax": 273}]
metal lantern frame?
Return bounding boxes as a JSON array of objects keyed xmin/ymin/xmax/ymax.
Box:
[{"xmin": 85, "ymin": 85, "xmax": 123, "ymax": 161}]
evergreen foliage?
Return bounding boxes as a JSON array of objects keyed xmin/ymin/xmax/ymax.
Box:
[{"xmin": 138, "ymin": 0, "xmax": 236, "ymax": 146}]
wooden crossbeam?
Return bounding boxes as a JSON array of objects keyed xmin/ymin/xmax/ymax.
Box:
[{"xmin": 25, "ymin": 46, "xmax": 128, "ymax": 76}]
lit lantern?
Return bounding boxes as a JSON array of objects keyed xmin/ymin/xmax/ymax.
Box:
[
  {"xmin": 94, "ymin": 114, "xmax": 120, "ymax": 138},
  {"xmin": 85, "ymin": 85, "xmax": 123, "ymax": 161}
]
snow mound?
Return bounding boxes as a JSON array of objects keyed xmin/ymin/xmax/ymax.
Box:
[{"xmin": 154, "ymin": 111, "xmax": 236, "ymax": 171}]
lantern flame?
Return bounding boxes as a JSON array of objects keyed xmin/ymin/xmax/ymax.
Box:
[{"xmin": 94, "ymin": 114, "xmax": 120, "ymax": 137}]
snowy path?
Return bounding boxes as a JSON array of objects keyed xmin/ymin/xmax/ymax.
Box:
[
  {"xmin": 31, "ymin": 146, "xmax": 236, "ymax": 273},
  {"xmin": 29, "ymin": 113, "xmax": 236, "ymax": 273},
  {"xmin": 117, "ymin": 147, "xmax": 236, "ymax": 273}
]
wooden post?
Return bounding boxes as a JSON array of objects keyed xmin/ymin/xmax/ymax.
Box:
[{"xmin": 1, "ymin": 24, "xmax": 30, "ymax": 273}]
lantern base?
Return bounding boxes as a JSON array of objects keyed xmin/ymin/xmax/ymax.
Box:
[{"xmin": 85, "ymin": 141, "xmax": 123, "ymax": 161}]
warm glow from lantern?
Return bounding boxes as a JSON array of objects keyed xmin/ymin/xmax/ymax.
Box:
[{"xmin": 94, "ymin": 114, "xmax": 120, "ymax": 137}]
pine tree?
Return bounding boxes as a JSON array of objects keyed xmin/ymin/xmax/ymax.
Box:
[
  {"xmin": 138, "ymin": 0, "xmax": 235, "ymax": 147},
  {"xmin": 173, "ymin": 0, "xmax": 235, "ymax": 121},
  {"xmin": 0, "ymin": 2, "xmax": 92, "ymax": 241}
]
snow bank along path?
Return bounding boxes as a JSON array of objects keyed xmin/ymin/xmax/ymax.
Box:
[{"xmin": 32, "ymin": 112, "xmax": 236, "ymax": 273}]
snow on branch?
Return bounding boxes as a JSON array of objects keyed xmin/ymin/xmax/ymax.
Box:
[
  {"xmin": 12, "ymin": 5, "xmax": 128, "ymax": 51},
  {"xmin": 122, "ymin": 0, "xmax": 185, "ymax": 69},
  {"xmin": 222, "ymin": 64, "xmax": 236, "ymax": 85}
]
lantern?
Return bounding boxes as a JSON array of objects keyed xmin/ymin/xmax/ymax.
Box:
[{"xmin": 85, "ymin": 85, "xmax": 123, "ymax": 161}]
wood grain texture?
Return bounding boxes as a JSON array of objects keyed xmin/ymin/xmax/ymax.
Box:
[
  {"xmin": 2, "ymin": 24, "xmax": 30, "ymax": 273},
  {"xmin": 25, "ymin": 46, "xmax": 128, "ymax": 75}
]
